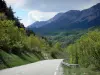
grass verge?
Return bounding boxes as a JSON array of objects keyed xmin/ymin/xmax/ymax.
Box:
[
  {"xmin": 63, "ymin": 65, "xmax": 100, "ymax": 75},
  {"xmin": 0, "ymin": 50, "xmax": 43, "ymax": 70}
]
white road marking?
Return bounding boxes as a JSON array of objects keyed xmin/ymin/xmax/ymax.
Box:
[
  {"xmin": 56, "ymin": 68, "xmax": 58, "ymax": 71},
  {"xmin": 54, "ymin": 72, "xmax": 57, "ymax": 75},
  {"xmin": 56, "ymin": 65, "xmax": 59, "ymax": 71}
]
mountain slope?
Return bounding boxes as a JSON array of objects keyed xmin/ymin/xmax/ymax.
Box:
[
  {"xmin": 27, "ymin": 13, "xmax": 63, "ymax": 28},
  {"xmin": 28, "ymin": 3, "xmax": 100, "ymax": 35}
]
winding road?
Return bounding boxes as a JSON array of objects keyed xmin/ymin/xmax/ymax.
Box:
[{"xmin": 0, "ymin": 59, "xmax": 63, "ymax": 75}]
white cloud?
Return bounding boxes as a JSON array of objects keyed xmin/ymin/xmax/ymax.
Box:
[
  {"xmin": 5, "ymin": 0, "xmax": 17, "ymax": 4},
  {"xmin": 5, "ymin": 0, "xmax": 25, "ymax": 8},
  {"xmin": 5, "ymin": 0, "xmax": 58, "ymax": 27},
  {"xmin": 28, "ymin": 10, "xmax": 57, "ymax": 21},
  {"xmin": 20, "ymin": 10, "xmax": 57, "ymax": 27},
  {"xmin": 18, "ymin": 0, "xmax": 100, "ymax": 12}
]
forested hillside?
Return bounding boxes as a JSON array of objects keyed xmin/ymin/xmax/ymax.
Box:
[
  {"xmin": 0, "ymin": 0, "xmax": 66, "ymax": 69},
  {"xmin": 66, "ymin": 29, "xmax": 100, "ymax": 70},
  {"xmin": 0, "ymin": 0, "xmax": 44, "ymax": 69},
  {"xmin": 46, "ymin": 30, "xmax": 87, "ymax": 47}
]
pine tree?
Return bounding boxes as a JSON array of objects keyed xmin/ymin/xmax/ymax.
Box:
[
  {"xmin": 0, "ymin": 0, "xmax": 7, "ymax": 12},
  {"xmin": 5, "ymin": 6, "xmax": 15, "ymax": 20}
]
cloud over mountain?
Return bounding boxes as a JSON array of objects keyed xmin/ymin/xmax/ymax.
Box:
[{"xmin": 22, "ymin": 0, "xmax": 100, "ymax": 12}]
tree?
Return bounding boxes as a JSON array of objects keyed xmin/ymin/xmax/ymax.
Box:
[
  {"xmin": 5, "ymin": 6, "xmax": 15, "ymax": 20},
  {"xmin": 67, "ymin": 30, "xmax": 100, "ymax": 69},
  {"xmin": 0, "ymin": 0, "xmax": 8, "ymax": 12}
]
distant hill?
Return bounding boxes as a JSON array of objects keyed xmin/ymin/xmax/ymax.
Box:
[{"xmin": 27, "ymin": 3, "xmax": 100, "ymax": 35}]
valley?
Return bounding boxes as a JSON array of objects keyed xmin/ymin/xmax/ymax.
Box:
[{"xmin": 0, "ymin": 0, "xmax": 100, "ymax": 75}]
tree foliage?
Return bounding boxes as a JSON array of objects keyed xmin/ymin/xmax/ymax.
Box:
[
  {"xmin": 0, "ymin": 19, "xmax": 50, "ymax": 55},
  {"xmin": 66, "ymin": 30, "xmax": 100, "ymax": 69}
]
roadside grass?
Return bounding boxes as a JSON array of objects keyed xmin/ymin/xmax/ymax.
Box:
[
  {"xmin": 0, "ymin": 63, "xmax": 7, "ymax": 70},
  {"xmin": 0, "ymin": 50, "xmax": 42, "ymax": 70},
  {"xmin": 63, "ymin": 65, "xmax": 100, "ymax": 75},
  {"xmin": 20, "ymin": 53, "xmax": 40, "ymax": 62}
]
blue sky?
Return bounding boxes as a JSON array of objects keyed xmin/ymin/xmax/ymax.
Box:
[{"xmin": 5, "ymin": 0, "xmax": 100, "ymax": 27}]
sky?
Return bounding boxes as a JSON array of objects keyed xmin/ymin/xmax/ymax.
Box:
[{"xmin": 5, "ymin": 0, "xmax": 100, "ymax": 27}]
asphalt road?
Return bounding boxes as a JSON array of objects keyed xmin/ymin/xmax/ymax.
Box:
[{"xmin": 0, "ymin": 59, "xmax": 63, "ymax": 75}]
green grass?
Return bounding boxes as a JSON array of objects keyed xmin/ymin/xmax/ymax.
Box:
[
  {"xmin": 0, "ymin": 50, "xmax": 43, "ymax": 70},
  {"xmin": 63, "ymin": 65, "xmax": 100, "ymax": 75},
  {"xmin": 20, "ymin": 53, "xmax": 39, "ymax": 62}
]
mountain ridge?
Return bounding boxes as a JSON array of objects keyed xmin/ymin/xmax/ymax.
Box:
[
  {"xmin": 27, "ymin": 3, "xmax": 100, "ymax": 35},
  {"xmin": 27, "ymin": 13, "xmax": 63, "ymax": 28}
]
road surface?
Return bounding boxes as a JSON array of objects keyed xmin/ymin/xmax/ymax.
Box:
[{"xmin": 0, "ymin": 59, "xmax": 63, "ymax": 75}]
